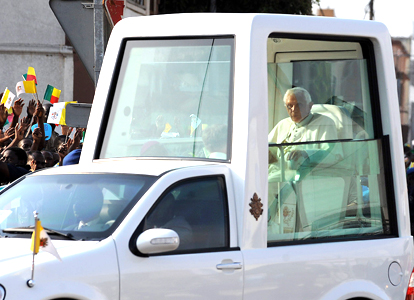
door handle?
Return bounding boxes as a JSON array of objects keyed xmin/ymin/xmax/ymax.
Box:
[{"xmin": 216, "ymin": 262, "xmax": 242, "ymax": 270}]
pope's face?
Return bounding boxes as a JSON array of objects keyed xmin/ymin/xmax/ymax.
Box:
[{"xmin": 285, "ymin": 94, "xmax": 310, "ymax": 123}]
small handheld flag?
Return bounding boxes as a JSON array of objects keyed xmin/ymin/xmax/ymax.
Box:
[
  {"xmin": 26, "ymin": 67, "xmax": 37, "ymax": 85},
  {"xmin": 16, "ymin": 81, "xmax": 37, "ymax": 96},
  {"xmin": 43, "ymin": 85, "xmax": 61, "ymax": 104},
  {"xmin": 47, "ymin": 101, "xmax": 77, "ymax": 125},
  {"xmin": 1, "ymin": 87, "xmax": 16, "ymax": 109}
]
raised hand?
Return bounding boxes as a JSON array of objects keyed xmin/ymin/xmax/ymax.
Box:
[
  {"xmin": 4, "ymin": 126, "xmax": 15, "ymax": 139},
  {"xmin": 14, "ymin": 122, "xmax": 26, "ymax": 142},
  {"xmin": 32, "ymin": 127, "xmax": 43, "ymax": 143},
  {"xmin": 26, "ymin": 99, "xmax": 36, "ymax": 117},
  {"xmin": 12, "ymin": 98, "xmax": 24, "ymax": 116},
  {"xmin": 34, "ymin": 100, "xmax": 45, "ymax": 120},
  {"xmin": 74, "ymin": 128, "xmax": 83, "ymax": 143},
  {"xmin": 57, "ymin": 142, "xmax": 69, "ymax": 162}
]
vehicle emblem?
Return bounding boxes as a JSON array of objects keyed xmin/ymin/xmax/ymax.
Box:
[{"xmin": 249, "ymin": 193, "xmax": 263, "ymax": 221}]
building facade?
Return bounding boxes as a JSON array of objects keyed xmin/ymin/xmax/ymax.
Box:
[
  {"xmin": 392, "ymin": 38, "xmax": 411, "ymax": 143},
  {"xmin": 0, "ymin": 0, "xmax": 73, "ymax": 105}
]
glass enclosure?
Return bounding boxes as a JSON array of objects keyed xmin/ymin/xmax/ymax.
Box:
[
  {"xmin": 100, "ymin": 37, "xmax": 234, "ymax": 161},
  {"xmin": 267, "ymin": 37, "xmax": 394, "ymax": 243}
]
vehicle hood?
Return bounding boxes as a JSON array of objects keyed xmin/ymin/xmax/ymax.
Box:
[{"xmin": 0, "ymin": 238, "xmax": 99, "ymax": 275}]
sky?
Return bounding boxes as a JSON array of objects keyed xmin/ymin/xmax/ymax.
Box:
[{"xmin": 312, "ymin": 0, "xmax": 414, "ymax": 38}]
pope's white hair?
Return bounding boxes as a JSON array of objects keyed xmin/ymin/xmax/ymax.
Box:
[{"xmin": 283, "ymin": 87, "xmax": 312, "ymax": 105}]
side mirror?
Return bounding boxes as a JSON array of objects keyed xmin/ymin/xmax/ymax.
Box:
[{"xmin": 137, "ymin": 228, "xmax": 180, "ymax": 254}]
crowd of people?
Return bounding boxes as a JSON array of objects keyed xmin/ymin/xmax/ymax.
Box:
[{"xmin": 0, "ymin": 95, "xmax": 84, "ymax": 185}]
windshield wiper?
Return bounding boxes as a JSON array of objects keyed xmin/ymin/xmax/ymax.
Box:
[{"xmin": 2, "ymin": 226, "xmax": 76, "ymax": 240}]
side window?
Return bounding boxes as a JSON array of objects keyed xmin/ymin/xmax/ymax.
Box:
[
  {"xmin": 143, "ymin": 176, "xmax": 229, "ymax": 252},
  {"xmin": 267, "ymin": 36, "xmax": 395, "ymax": 243}
]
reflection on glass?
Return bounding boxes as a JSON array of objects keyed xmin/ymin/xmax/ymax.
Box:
[
  {"xmin": 101, "ymin": 37, "xmax": 233, "ymax": 161},
  {"xmin": 268, "ymin": 139, "xmax": 389, "ymax": 242},
  {"xmin": 0, "ymin": 174, "xmax": 153, "ymax": 239}
]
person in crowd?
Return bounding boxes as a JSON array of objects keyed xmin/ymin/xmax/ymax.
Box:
[
  {"xmin": 61, "ymin": 128, "xmax": 84, "ymax": 166},
  {"xmin": 54, "ymin": 135, "xmax": 68, "ymax": 153},
  {"xmin": 0, "ymin": 92, "xmax": 86, "ymax": 182},
  {"xmin": 41, "ymin": 150, "xmax": 55, "ymax": 168},
  {"xmin": 2, "ymin": 119, "xmax": 30, "ymax": 154},
  {"xmin": 18, "ymin": 138, "xmax": 33, "ymax": 153},
  {"xmin": 0, "ymin": 147, "xmax": 30, "ymax": 184},
  {"xmin": 62, "ymin": 148, "xmax": 82, "ymax": 166},
  {"xmin": 27, "ymin": 150, "xmax": 46, "ymax": 172}
]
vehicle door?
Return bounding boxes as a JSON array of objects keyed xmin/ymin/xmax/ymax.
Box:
[{"xmin": 116, "ymin": 169, "xmax": 242, "ymax": 300}]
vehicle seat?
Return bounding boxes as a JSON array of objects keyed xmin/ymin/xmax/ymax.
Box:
[{"xmin": 311, "ymin": 104, "xmax": 353, "ymax": 140}]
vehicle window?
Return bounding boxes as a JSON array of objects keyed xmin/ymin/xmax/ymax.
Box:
[
  {"xmin": 0, "ymin": 174, "xmax": 155, "ymax": 240},
  {"xmin": 267, "ymin": 37, "xmax": 395, "ymax": 243},
  {"xmin": 142, "ymin": 177, "xmax": 229, "ymax": 253},
  {"xmin": 100, "ymin": 37, "xmax": 234, "ymax": 161}
]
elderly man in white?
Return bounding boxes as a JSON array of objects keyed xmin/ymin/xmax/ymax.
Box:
[
  {"xmin": 268, "ymin": 87, "xmax": 342, "ymax": 175},
  {"xmin": 268, "ymin": 87, "xmax": 343, "ymax": 234}
]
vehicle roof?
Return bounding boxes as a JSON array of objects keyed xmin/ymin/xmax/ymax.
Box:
[
  {"xmin": 112, "ymin": 13, "xmax": 388, "ymax": 38},
  {"xmin": 28, "ymin": 158, "xmax": 221, "ymax": 177}
]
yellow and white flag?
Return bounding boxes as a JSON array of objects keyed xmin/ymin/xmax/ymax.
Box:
[
  {"xmin": 16, "ymin": 80, "xmax": 37, "ymax": 97},
  {"xmin": 1, "ymin": 87, "xmax": 15, "ymax": 109},
  {"xmin": 30, "ymin": 219, "xmax": 62, "ymax": 261},
  {"xmin": 47, "ymin": 101, "xmax": 76, "ymax": 125}
]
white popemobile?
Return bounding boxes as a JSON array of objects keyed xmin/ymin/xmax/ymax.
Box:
[{"xmin": 0, "ymin": 13, "xmax": 413, "ymax": 300}]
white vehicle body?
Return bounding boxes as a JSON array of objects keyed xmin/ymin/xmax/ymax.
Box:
[{"xmin": 0, "ymin": 13, "xmax": 413, "ymax": 300}]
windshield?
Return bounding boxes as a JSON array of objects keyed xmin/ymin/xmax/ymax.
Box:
[
  {"xmin": 0, "ymin": 174, "xmax": 155, "ymax": 240},
  {"xmin": 100, "ymin": 37, "xmax": 234, "ymax": 161}
]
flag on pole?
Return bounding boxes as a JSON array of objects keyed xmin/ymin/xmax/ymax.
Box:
[
  {"xmin": 47, "ymin": 101, "xmax": 77, "ymax": 125},
  {"xmin": 1, "ymin": 87, "xmax": 15, "ymax": 109},
  {"xmin": 30, "ymin": 219, "xmax": 61, "ymax": 261},
  {"xmin": 16, "ymin": 81, "xmax": 37, "ymax": 96},
  {"xmin": 26, "ymin": 67, "xmax": 37, "ymax": 85},
  {"xmin": 43, "ymin": 85, "xmax": 61, "ymax": 104}
]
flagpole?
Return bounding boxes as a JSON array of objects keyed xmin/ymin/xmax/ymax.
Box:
[{"xmin": 27, "ymin": 211, "xmax": 39, "ymax": 288}]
